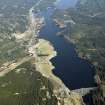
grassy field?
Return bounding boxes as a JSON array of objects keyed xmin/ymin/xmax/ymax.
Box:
[{"xmin": 0, "ymin": 61, "xmax": 57, "ymax": 105}]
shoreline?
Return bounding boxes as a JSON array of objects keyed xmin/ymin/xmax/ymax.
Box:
[
  {"xmin": 34, "ymin": 39, "xmax": 84, "ymax": 105},
  {"xmin": 19, "ymin": 2, "xmax": 85, "ymax": 104},
  {"xmin": 54, "ymin": 20, "xmax": 96, "ymax": 69}
]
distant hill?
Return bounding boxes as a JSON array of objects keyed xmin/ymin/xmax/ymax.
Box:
[{"xmin": 76, "ymin": 0, "xmax": 105, "ymax": 14}]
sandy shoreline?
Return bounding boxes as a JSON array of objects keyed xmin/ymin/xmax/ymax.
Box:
[{"xmin": 34, "ymin": 39, "xmax": 84, "ymax": 105}]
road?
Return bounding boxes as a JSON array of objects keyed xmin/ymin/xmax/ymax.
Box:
[{"xmin": 0, "ymin": 56, "xmax": 32, "ymax": 77}]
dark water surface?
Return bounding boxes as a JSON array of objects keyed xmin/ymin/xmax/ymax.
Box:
[{"xmin": 39, "ymin": 7, "xmax": 95, "ymax": 90}]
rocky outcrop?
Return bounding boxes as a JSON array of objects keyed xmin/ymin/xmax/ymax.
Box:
[{"xmin": 54, "ymin": 19, "xmax": 66, "ymax": 28}]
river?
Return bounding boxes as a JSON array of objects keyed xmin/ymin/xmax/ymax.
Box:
[
  {"xmin": 38, "ymin": 6, "xmax": 95, "ymax": 90},
  {"xmin": 55, "ymin": 0, "xmax": 79, "ymax": 9}
]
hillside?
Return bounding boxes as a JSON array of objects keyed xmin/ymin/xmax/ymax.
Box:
[{"xmin": 53, "ymin": 0, "xmax": 105, "ymax": 105}]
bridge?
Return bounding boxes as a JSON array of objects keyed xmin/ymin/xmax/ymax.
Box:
[{"xmin": 72, "ymin": 87, "xmax": 97, "ymax": 96}]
